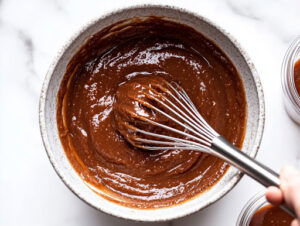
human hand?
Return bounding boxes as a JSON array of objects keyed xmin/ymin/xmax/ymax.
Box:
[{"xmin": 266, "ymin": 166, "xmax": 300, "ymax": 226}]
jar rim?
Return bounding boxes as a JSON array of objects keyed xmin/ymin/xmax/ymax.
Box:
[
  {"xmin": 236, "ymin": 191, "xmax": 268, "ymax": 226},
  {"xmin": 281, "ymin": 36, "xmax": 300, "ymax": 113}
]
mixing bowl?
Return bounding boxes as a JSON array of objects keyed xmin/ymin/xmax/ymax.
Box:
[{"xmin": 39, "ymin": 5, "xmax": 265, "ymax": 221}]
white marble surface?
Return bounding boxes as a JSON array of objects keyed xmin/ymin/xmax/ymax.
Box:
[{"xmin": 1, "ymin": 0, "xmax": 300, "ymax": 225}]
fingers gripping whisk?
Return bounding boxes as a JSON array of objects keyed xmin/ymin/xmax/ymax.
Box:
[{"xmin": 113, "ymin": 76, "xmax": 219, "ymax": 153}]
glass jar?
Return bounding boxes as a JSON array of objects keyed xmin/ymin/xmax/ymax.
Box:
[
  {"xmin": 281, "ymin": 37, "xmax": 300, "ymax": 124},
  {"xmin": 236, "ymin": 191, "xmax": 267, "ymax": 226}
]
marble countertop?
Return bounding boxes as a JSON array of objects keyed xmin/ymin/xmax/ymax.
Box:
[{"xmin": 1, "ymin": 0, "xmax": 300, "ymax": 225}]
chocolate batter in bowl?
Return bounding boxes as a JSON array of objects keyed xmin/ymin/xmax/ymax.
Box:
[{"xmin": 40, "ymin": 5, "xmax": 264, "ymax": 221}]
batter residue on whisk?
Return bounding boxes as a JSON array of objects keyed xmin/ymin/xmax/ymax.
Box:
[{"xmin": 57, "ymin": 17, "xmax": 247, "ymax": 208}]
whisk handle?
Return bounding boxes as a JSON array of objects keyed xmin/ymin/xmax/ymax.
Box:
[
  {"xmin": 212, "ymin": 136, "xmax": 279, "ymax": 187},
  {"xmin": 211, "ymin": 136, "xmax": 296, "ymax": 218}
]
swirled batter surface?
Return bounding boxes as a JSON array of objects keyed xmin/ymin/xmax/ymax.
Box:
[{"xmin": 57, "ymin": 17, "xmax": 247, "ymax": 208}]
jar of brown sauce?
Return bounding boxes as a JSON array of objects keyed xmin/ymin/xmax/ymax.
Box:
[
  {"xmin": 282, "ymin": 37, "xmax": 300, "ymax": 124},
  {"xmin": 237, "ymin": 192, "xmax": 293, "ymax": 226}
]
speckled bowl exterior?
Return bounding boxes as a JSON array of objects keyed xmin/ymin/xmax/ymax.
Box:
[{"xmin": 39, "ymin": 5, "xmax": 265, "ymax": 222}]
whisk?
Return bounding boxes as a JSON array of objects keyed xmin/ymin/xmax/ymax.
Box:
[{"xmin": 114, "ymin": 76, "xmax": 295, "ymax": 217}]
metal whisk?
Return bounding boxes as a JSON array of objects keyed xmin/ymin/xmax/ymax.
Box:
[{"xmin": 114, "ymin": 76, "xmax": 295, "ymax": 217}]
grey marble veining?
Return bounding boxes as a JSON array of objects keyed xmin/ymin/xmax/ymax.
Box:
[{"xmin": 226, "ymin": 0, "xmax": 261, "ymax": 21}]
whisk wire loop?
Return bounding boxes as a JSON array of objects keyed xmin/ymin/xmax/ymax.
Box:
[{"xmin": 119, "ymin": 79, "xmax": 223, "ymax": 152}]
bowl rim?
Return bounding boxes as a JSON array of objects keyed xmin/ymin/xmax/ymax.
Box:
[{"xmin": 39, "ymin": 4, "xmax": 265, "ymax": 222}]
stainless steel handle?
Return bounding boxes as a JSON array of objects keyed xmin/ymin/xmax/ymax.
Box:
[{"xmin": 212, "ymin": 136, "xmax": 296, "ymax": 218}]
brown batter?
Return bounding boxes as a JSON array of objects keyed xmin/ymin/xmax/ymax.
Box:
[
  {"xmin": 57, "ymin": 17, "xmax": 247, "ymax": 208},
  {"xmin": 249, "ymin": 205, "xmax": 293, "ymax": 226},
  {"xmin": 294, "ymin": 59, "xmax": 300, "ymax": 96},
  {"xmin": 113, "ymin": 75, "xmax": 191, "ymax": 148}
]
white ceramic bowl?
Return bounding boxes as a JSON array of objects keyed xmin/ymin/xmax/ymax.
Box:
[{"xmin": 39, "ymin": 5, "xmax": 265, "ymax": 222}]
